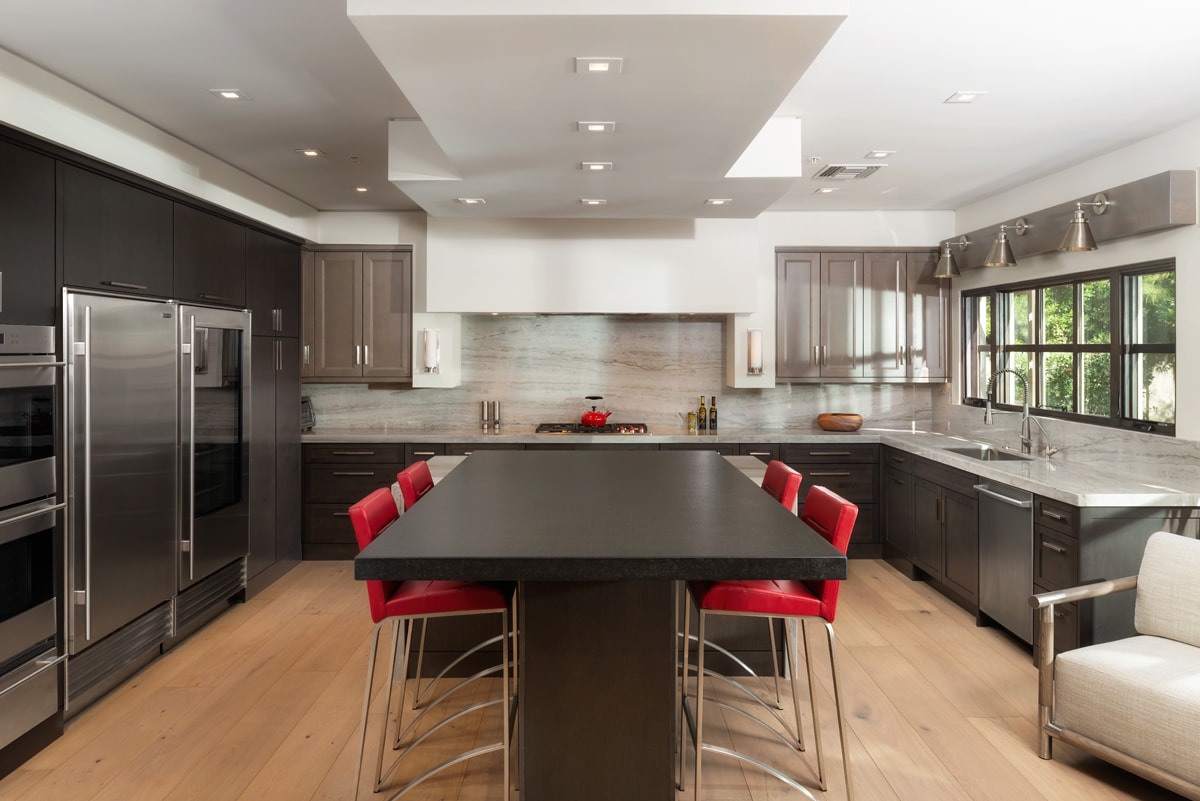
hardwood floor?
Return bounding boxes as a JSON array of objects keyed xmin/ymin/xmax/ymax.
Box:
[{"xmin": 0, "ymin": 559, "xmax": 1183, "ymax": 801}]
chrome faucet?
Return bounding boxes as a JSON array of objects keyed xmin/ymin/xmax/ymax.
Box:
[{"xmin": 984, "ymin": 368, "xmax": 1032, "ymax": 453}]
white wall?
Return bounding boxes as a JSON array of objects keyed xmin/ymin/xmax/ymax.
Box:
[{"xmin": 948, "ymin": 116, "xmax": 1200, "ymax": 441}]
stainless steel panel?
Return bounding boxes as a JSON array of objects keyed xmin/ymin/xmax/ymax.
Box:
[
  {"xmin": 0, "ymin": 647, "xmax": 61, "ymax": 751},
  {"xmin": 177, "ymin": 305, "xmax": 250, "ymax": 591},
  {"xmin": 977, "ymin": 482, "xmax": 1034, "ymax": 644},
  {"xmin": 0, "ymin": 497, "xmax": 61, "ymax": 548},
  {"xmin": 0, "ymin": 598, "xmax": 55, "ymax": 668},
  {"xmin": 65, "ymin": 292, "xmax": 178, "ymax": 655}
]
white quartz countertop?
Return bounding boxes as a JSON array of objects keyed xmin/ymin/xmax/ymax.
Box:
[{"xmin": 304, "ymin": 426, "xmax": 1200, "ymax": 508}]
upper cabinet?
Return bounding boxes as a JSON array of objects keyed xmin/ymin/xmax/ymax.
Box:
[
  {"xmin": 60, "ymin": 163, "xmax": 173, "ymax": 297},
  {"xmin": 173, "ymin": 204, "xmax": 246, "ymax": 307},
  {"xmin": 246, "ymin": 229, "xmax": 300, "ymax": 338},
  {"xmin": 777, "ymin": 248, "xmax": 946, "ymax": 384},
  {"xmin": 0, "ymin": 139, "xmax": 54, "ymax": 325},
  {"xmin": 303, "ymin": 249, "xmax": 412, "ymax": 382}
]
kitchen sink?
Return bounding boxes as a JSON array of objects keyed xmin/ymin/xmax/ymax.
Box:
[{"xmin": 943, "ymin": 446, "xmax": 1033, "ymax": 462}]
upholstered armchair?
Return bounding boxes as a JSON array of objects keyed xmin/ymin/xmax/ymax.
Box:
[{"xmin": 1031, "ymin": 531, "xmax": 1200, "ymax": 801}]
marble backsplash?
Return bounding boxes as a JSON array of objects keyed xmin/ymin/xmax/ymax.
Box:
[{"xmin": 304, "ymin": 315, "xmax": 940, "ymax": 434}]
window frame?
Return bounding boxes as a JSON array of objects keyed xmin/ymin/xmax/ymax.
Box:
[{"xmin": 961, "ymin": 259, "xmax": 1175, "ymax": 436}]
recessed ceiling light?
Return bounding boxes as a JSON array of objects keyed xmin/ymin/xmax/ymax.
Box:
[
  {"xmin": 814, "ymin": 187, "xmax": 839, "ymax": 194},
  {"xmin": 296, "ymin": 148, "xmax": 322, "ymax": 158},
  {"xmin": 581, "ymin": 162, "xmax": 613, "ymax": 171},
  {"xmin": 575, "ymin": 57, "xmax": 623, "ymax": 74},
  {"xmin": 705, "ymin": 198, "xmax": 732, "ymax": 206},
  {"xmin": 864, "ymin": 150, "xmax": 894, "ymax": 159},
  {"xmin": 578, "ymin": 121, "xmax": 616, "ymax": 133},
  {"xmin": 354, "ymin": 186, "xmax": 369, "ymax": 193},
  {"xmin": 455, "ymin": 197, "xmax": 486, "ymax": 205},
  {"xmin": 209, "ymin": 89, "xmax": 248, "ymax": 100},
  {"xmin": 580, "ymin": 198, "xmax": 607, "ymax": 206},
  {"xmin": 945, "ymin": 91, "xmax": 987, "ymax": 104}
]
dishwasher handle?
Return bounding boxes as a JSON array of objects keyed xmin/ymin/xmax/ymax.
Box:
[{"xmin": 974, "ymin": 484, "xmax": 1033, "ymax": 508}]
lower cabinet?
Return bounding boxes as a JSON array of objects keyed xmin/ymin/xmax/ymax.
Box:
[
  {"xmin": 302, "ymin": 443, "xmax": 405, "ymax": 559},
  {"xmin": 898, "ymin": 454, "xmax": 979, "ymax": 611},
  {"xmin": 783, "ymin": 443, "xmax": 880, "ymax": 558}
]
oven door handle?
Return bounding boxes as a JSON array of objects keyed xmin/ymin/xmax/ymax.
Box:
[
  {"xmin": 0, "ymin": 653, "xmax": 66, "ymax": 700},
  {"xmin": 0, "ymin": 501, "xmax": 66, "ymax": 530},
  {"xmin": 0, "ymin": 361, "xmax": 65, "ymax": 369}
]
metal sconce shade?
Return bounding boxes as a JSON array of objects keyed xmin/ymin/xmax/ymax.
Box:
[
  {"xmin": 1058, "ymin": 194, "xmax": 1109, "ymax": 252},
  {"xmin": 933, "ymin": 241, "xmax": 960, "ymax": 278},
  {"xmin": 747, "ymin": 328, "xmax": 764, "ymax": 375},
  {"xmin": 984, "ymin": 230, "xmax": 1016, "ymax": 267}
]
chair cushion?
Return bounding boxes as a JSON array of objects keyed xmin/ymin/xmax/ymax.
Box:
[
  {"xmin": 382, "ymin": 580, "xmax": 509, "ymax": 618},
  {"xmin": 689, "ymin": 579, "xmax": 822, "ymax": 617},
  {"xmin": 1134, "ymin": 531, "xmax": 1200, "ymax": 648},
  {"xmin": 1055, "ymin": 634, "xmax": 1200, "ymax": 786}
]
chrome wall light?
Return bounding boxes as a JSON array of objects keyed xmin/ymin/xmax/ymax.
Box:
[
  {"xmin": 747, "ymin": 328, "xmax": 764, "ymax": 375},
  {"xmin": 1058, "ymin": 193, "xmax": 1111, "ymax": 252},
  {"xmin": 422, "ymin": 328, "xmax": 440, "ymax": 373},
  {"xmin": 983, "ymin": 218, "xmax": 1030, "ymax": 267},
  {"xmin": 933, "ymin": 236, "xmax": 969, "ymax": 279}
]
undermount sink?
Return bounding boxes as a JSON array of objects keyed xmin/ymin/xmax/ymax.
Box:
[{"xmin": 943, "ymin": 446, "xmax": 1033, "ymax": 462}]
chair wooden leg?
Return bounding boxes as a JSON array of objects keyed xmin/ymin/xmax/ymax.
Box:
[{"xmin": 824, "ymin": 620, "xmax": 854, "ymax": 801}]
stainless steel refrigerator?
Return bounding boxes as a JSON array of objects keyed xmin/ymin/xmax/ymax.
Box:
[{"xmin": 64, "ymin": 292, "xmax": 250, "ymax": 709}]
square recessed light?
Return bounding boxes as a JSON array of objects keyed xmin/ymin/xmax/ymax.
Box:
[
  {"xmin": 580, "ymin": 198, "xmax": 607, "ymax": 206},
  {"xmin": 864, "ymin": 150, "xmax": 894, "ymax": 159},
  {"xmin": 945, "ymin": 91, "xmax": 987, "ymax": 104},
  {"xmin": 814, "ymin": 187, "xmax": 838, "ymax": 194},
  {"xmin": 209, "ymin": 89, "xmax": 248, "ymax": 100},
  {"xmin": 578, "ymin": 121, "xmax": 616, "ymax": 133},
  {"xmin": 575, "ymin": 57, "xmax": 623, "ymax": 74},
  {"xmin": 705, "ymin": 198, "xmax": 732, "ymax": 206},
  {"xmin": 455, "ymin": 197, "xmax": 486, "ymax": 205},
  {"xmin": 581, "ymin": 162, "xmax": 613, "ymax": 171},
  {"xmin": 296, "ymin": 148, "xmax": 323, "ymax": 158}
]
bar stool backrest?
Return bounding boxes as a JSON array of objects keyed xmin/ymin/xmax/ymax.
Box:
[
  {"xmin": 761, "ymin": 460, "xmax": 802, "ymax": 512},
  {"xmin": 348, "ymin": 487, "xmax": 402, "ymax": 624},
  {"xmin": 798, "ymin": 485, "xmax": 858, "ymax": 623},
  {"xmin": 397, "ymin": 461, "xmax": 435, "ymax": 510}
]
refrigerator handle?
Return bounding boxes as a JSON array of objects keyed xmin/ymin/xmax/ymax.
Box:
[
  {"xmin": 183, "ymin": 315, "xmax": 196, "ymax": 582},
  {"xmin": 81, "ymin": 305, "xmax": 94, "ymax": 642}
]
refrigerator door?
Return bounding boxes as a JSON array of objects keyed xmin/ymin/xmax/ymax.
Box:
[
  {"xmin": 178, "ymin": 305, "xmax": 250, "ymax": 590},
  {"xmin": 65, "ymin": 293, "xmax": 178, "ymax": 654}
]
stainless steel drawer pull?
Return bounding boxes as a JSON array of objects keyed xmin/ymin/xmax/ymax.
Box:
[
  {"xmin": 413, "ymin": 451, "xmax": 437, "ymax": 457},
  {"xmin": 1041, "ymin": 541, "xmax": 1068, "ymax": 555},
  {"xmin": 101, "ymin": 280, "xmax": 149, "ymax": 290},
  {"xmin": 199, "ymin": 293, "xmax": 229, "ymax": 302},
  {"xmin": 332, "ymin": 471, "xmax": 375, "ymax": 477},
  {"xmin": 890, "ymin": 477, "xmax": 905, "ymax": 485},
  {"xmin": 747, "ymin": 451, "xmax": 773, "ymax": 456},
  {"xmin": 810, "ymin": 471, "xmax": 851, "ymax": 477},
  {"xmin": 332, "ymin": 511, "xmax": 350, "ymax": 518},
  {"xmin": 332, "ymin": 450, "xmax": 375, "ymax": 456},
  {"xmin": 1042, "ymin": 510, "xmax": 1069, "ymax": 522},
  {"xmin": 807, "ymin": 451, "xmax": 852, "ymax": 456}
]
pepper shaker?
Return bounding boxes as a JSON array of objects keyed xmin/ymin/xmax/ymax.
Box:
[{"xmin": 481, "ymin": 400, "xmax": 493, "ymax": 431}]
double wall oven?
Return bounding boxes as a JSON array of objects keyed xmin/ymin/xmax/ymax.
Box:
[{"xmin": 0, "ymin": 324, "xmax": 65, "ymax": 763}]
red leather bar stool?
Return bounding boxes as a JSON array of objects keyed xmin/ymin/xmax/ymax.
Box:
[
  {"xmin": 396, "ymin": 459, "xmax": 434, "ymax": 509},
  {"xmin": 350, "ymin": 487, "xmax": 512, "ymax": 800},
  {"xmin": 680, "ymin": 484, "xmax": 858, "ymax": 801}
]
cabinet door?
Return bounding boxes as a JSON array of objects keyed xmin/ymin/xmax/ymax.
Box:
[
  {"xmin": 60, "ymin": 163, "xmax": 172, "ymax": 296},
  {"xmin": 775, "ymin": 252, "xmax": 821, "ymax": 380},
  {"xmin": 942, "ymin": 489, "xmax": 979, "ymax": 603},
  {"xmin": 173, "ymin": 204, "xmax": 246, "ymax": 306},
  {"xmin": 818, "ymin": 253, "xmax": 864, "ymax": 377},
  {"xmin": 301, "ymin": 251, "xmax": 315, "ymax": 377},
  {"xmin": 312, "ymin": 252, "xmax": 363, "ymax": 377},
  {"xmin": 0, "ymin": 140, "xmax": 54, "ymax": 325},
  {"xmin": 907, "ymin": 251, "xmax": 948, "ymax": 380},
  {"xmin": 910, "ymin": 477, "xmax": 942, "ymax": 577},
  {"xmin": 882, "ymin": 465, "xmax": 913, "ymax": 555},
  {"xmin": 863, "ymin": 252, "xmax": 906, "ymax": 379},
  {"xmin": 247, "ymin": 230, "xmax": 301, "ymax": 338},
  {"xmin": 248, "ymin": 337, "xmax": 278, "ymax": 576},
  {"xmin": 362, "ymin": 252, "xmax": 412, "ymax": 379},
  {"xmin": 274, "ymin": 338, "xmax": 302, "ymax": 563}
]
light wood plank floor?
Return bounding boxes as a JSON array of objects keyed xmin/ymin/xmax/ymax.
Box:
[{"xmin": 0, "ymin": 559, "xmax": 1183, "ymax": 801}]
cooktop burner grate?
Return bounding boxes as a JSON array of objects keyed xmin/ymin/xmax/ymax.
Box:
[{"xmin": 535, "ymin": 423, "xmax": 649, "ymax": 434}]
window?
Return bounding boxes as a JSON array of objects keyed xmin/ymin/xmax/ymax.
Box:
[{"xmin": 962, "ymin": 260, "xmax": 1175, "ymax": 434}]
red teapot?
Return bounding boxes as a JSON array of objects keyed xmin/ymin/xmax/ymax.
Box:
[{"xmin": 581, "ymin": 396, "xmax": 612, "ymax": 427}]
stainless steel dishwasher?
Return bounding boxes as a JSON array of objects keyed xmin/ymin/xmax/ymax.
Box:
[{"xmin": 976, "ymin": 481, "xmax": 1034, "ymax": 644}]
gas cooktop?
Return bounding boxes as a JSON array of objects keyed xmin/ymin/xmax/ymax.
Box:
[{"xmin": 535, "ymin": 423, "xmax": 649, "ymax": 435}]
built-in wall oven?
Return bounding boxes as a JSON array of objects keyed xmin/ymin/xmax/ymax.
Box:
[{"xmin": 0, "ymin": 324, "xmax": 65, "ymax": 766}]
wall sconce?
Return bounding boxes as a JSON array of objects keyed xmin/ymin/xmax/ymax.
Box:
[
  {"xmin": 747, "ymin": 328, "xmax": 763, "ymax": 375},
  {"xmin": 983, "ymin": 218, "xmax": 1029, "ymax": 267},
  {"xmin": 1058, "ymin": 193, "xmax": 1111, "ymax": 252},
  {"xmin": 422, "ymin": 328, "xmax": 440, "ymax": 373},
  {"xmin": 933, "ymin": 236, "xmax": 969, "ymax": 279}
]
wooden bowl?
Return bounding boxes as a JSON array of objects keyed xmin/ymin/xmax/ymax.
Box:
[{"xmin": 817, "ymin": 413, "xmax": 863, "ymax": 432}]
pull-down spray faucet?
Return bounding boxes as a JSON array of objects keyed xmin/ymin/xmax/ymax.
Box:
[{"xmin": 984, "ymin": 369, "xmax": 1032, "ymax": 453}]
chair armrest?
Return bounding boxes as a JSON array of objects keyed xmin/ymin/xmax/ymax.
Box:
[{"xmin": 1029, "ymin": 575, "xmax": 1138, "ymax": 609}]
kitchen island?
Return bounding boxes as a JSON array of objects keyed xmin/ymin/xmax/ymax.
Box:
[{"xmin": 355, "ymin": 449, "xmax": 846, "ymax": 801}]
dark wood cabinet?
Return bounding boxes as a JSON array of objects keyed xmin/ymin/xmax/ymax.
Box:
[
  {"xmin": 0, "ymin": 139, "xmax": 54, "ymax": 325},
  {"xmin": 173, "ymin": 204, "xmax": 246, "ymax": 306},
  {"xmin": 304, "ymin": 250, "xmax": 412, "ymax": 382},
  {"xmin": 906, "ymin": 456, "xmax": 979, "ymax": 610},
  {"xmin": 738, "ymin": 443, "xmax": 780, "ymax": 463},
  {"xmin": 881, "ymin": 447, "xmax": 914, "ymax": 564},
  {"xmin": 60, "ymin": 163, "xmax": 173, "ymax": 297},
  {"xmin": 783, "ymin": 443, "xmax": 880, "ymax": 557},
  {"xmin": 246, "ymin": 230, "xmax": 300, "ymax": 338},
  {"xmin": 302, "ymin": 443, "xmax": 406, "ymax": 559}
]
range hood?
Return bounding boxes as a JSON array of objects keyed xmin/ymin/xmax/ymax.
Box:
[{"xmin": 425, "ymin": 217, "xmax": 758, "ymax": 314}]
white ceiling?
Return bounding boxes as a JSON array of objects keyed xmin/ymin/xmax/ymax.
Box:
[{"xmin": 3, "ymin": 0, "xmax": 1199, "ymax": 219}]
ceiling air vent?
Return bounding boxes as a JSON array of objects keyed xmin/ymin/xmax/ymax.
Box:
[{"xmin": 814, "ymin": 163, "xmax": 884, "ymax": 180}]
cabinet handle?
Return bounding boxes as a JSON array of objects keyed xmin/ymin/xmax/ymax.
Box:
[
  {"xmin": 1054, "ymin": 609, "xmax": 1070, "ymax": 619},
  {"xmin": 199, "ymin": 293, "xmax": 229, "ymax": 302},
  {"xmin": 332, "ymin": 471, "xmax": 375, "ymax": 477},
  {"xmin": 1041, "ymin": 541, "xmax": 1068, "ymax": 555},
  {"xmin": 746, "ymin": 451, "xmax": 773, "ymax": 456},
  {"xmin": 1042, "ymin": 510, "xmax": 1068, "ymax": 522},
  {"xmin": 331, "ymin": 511, "xmax": 350, "ymax": 518},
  {"xmin": 273, "ymin": 308, "xmax": 283, "ymax": 332},
  {"xmin": 355, "ymin": 345, "xmax": 361, "ymax": 366},
  {"xmin": 810, "ymin": 471, "xmax": 851, "ymax": 477},
  {"xmin": 412, "ymin": 451, "xmax": 437, "ymax": 457},
  {"xmin": 363, "ymin": 345, "xmax": 369, "ymax": 365},
  {"xmin": 937, "ymin": 497, "xmax": 944, "ymax": 524},
  {"xmin": 332, "ymin": 450, "xmax": 376, "ymax": 456},
  {"xmin": 899, "ymin": 345, "xmax": 907, "ymax": 366},
  {"xmin": 303, "ymin": 344, "xmax": 310, "ymax": 365},
  {"xmin": 890, "ymin": 477, "xmax": 905, "ymax": 485},
  {"xmin": 808, "ymin": 451, "xmax": 851, "ymax": 456},
  {"xmin": 101, "ymin": 280, "xmax": 149, "ymax": 290}
]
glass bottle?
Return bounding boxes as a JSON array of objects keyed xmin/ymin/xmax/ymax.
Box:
[
  {"xmin": 698, "ymin": 395, "xmax": 707, "ymax": 431},
  {"xmin": 708, "ymin": 395, "xmax": 717, "ymax": 431}
]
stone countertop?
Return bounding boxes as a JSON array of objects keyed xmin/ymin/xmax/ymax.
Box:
[{"xmin": 304, "ymin": 426, "xmax": 1200, "ymax": 508}]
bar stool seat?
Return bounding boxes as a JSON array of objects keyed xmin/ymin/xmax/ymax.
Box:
[{"xmin": 686, "ymin": 580, "xmax": 824, "ymax": 617}]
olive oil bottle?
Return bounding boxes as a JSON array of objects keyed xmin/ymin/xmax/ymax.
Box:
[
  {"xmin": 698, "ymin": 395, "xmax": 707, "ymax": 431},
  {"xmin": 708, "ymin": 396, "xmax": 717, "ymax": 431}
]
